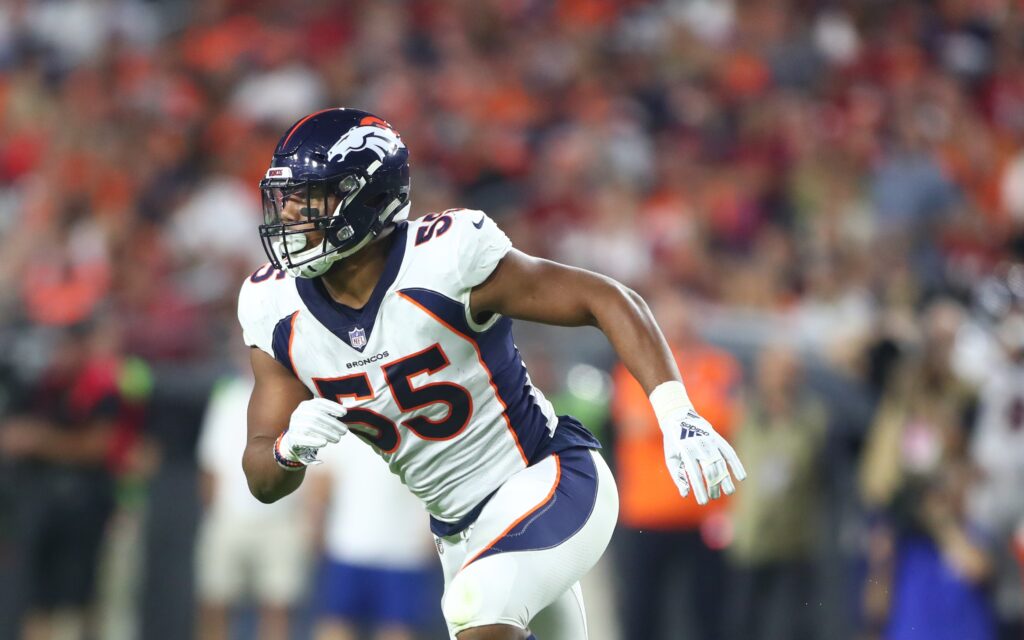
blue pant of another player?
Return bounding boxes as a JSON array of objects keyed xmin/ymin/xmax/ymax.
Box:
[{"xmin": 315, "ymin": 558, "xmax": 439, "ymax": 640}]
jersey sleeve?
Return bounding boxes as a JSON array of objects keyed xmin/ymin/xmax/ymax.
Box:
[
  {"xmin": 237, "ymin": 275, "xmax": 275, "ymax": 357},
  {"xmin": 453, "ymin": 209, "xmax": 513, "ymax": 290}
]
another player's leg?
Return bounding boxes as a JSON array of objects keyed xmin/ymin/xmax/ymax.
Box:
[
  {"xmin": 194, "ymin": 512, "xmax": 245, "ymax": 640},
  {"xmin": 373, "ymin": 626, "xmax": 416, "ymax": 640},
  {"xmin": 196, "ymin": 602, "xmax": 229, "ymax": 640},
  {"xmin": 369, "ymin": 563, "xmax": 436, "ymax": 640},
  {"xmin": 312, "ymin": 560, "xmax": 362, "ymax": 640},
  {"xmin": 439, "ymin": 448, "xmax": 618, "ymax": 639},
  {"xmin": 313, "ymin": 619, "xmax": 358, "ymax": 640},
  {"xmin": 21, "ymin": 613, "xmax": 50, "ymax": 640},
  {"xmin": 252, "ymin": 516, "xmax": 309, "ymax": 640},
  {"xmin": 256, "ymin": 605, "xmax": 290, "ymax": 640},
  {"xmin": 615, "ymin": 527, "xmax": 671, "ymax": 638}
]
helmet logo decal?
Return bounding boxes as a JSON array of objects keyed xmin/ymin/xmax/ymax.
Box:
[{"xmin": 327, "ymin": 122, "xmax": 405, "ymax": 164}]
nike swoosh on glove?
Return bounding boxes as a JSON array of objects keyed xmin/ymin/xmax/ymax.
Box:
[
  {"xmin": 275, "ymin": 398, "xmax": 348, "ymax": 468},
  {"xmin": 660, "ymin": 407, "xmax": 746, "ymax": 505}
]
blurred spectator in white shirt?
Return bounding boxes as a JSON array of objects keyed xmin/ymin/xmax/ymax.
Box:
[
  {"xmin": 194, "ymin": 367, "xmax": 312, "ymax": 640},
  {"xmin": 310, "ymin": 436, "xmax": 441, "ymax": 640}
]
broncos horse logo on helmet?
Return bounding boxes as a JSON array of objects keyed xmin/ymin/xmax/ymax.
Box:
[
  {"xmin": 259, "ymin": 108, "xmax": 411, "ymax": 279},
  {"xmin": 327, "ymin": 117, "xmax": 405, "ymax": 164}
]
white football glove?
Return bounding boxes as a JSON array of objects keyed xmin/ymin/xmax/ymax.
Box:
[
  {"xmin": 650, "ymin": 382, "xmax": 746, "ymax": 505},
  {"xmin": 273, "ymin": 398, "xmax": 348, "ymax": 469}
]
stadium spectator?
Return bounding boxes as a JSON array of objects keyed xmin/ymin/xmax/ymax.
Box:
[
  {"xmin": 859, "ymin": 300, "xmax": 975, "ymax": 512},
  {"xmin": 726, "ymin": 345, "xmax": 828, "ymax": 640},
  {"xmin": 859, "ymin": 300, "xmax": 994, "ymax": 640},
  {"xmin": 862, "ymin": 462, "xmax": 996, "ymax": 640},
  {"xmin": 969, "ymin": 311, "xmax": 1024, "ymax": 640},
  {"xmin": 610, "ymin": 287, "xmax": 740, "ymax": 640},
  {"xmin": 0, "ymin": 320, "xmax": 140, "ymax": 640},
  {"xmin": 194, "ymin": 346, "xmax": 313, "ymax": 640}
]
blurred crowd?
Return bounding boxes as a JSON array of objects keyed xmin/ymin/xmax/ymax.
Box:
[{"xmin": 1, "ymin": 0, "xmax": 1023, "ymax": 639}]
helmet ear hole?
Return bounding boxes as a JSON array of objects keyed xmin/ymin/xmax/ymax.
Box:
[
  {"xmin": 332, "ymin": 225, "xmax": 355, "ymax": 243},
  {"xmin": 337, "ymin": 175, "xmax": 361, "ymax": 193}
]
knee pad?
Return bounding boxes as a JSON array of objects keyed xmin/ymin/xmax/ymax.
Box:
[{"xmin": 442, "ymin": 570, "xmax": 486, "ymax": 627}]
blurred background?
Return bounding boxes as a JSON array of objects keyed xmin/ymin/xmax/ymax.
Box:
[{"xmin": 1, "ymin": 0, "xmax": 1023, "ymax": 639}]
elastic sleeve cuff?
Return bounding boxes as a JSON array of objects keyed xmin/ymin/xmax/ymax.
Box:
[{"xmin": 648, "ymin": 380, "xmax": 693, "ymax": 424}]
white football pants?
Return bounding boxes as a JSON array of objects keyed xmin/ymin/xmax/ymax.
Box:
[{"xmin": 435, "ymin": 448, "xmax": 619, "ymax": 638}]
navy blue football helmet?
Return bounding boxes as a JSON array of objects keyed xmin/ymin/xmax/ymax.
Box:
[{"xmin": 259, "ymin": 108, "xmax": 411, "ymax": 278}]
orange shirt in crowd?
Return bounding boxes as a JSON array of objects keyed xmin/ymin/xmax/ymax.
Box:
[{"xmin": 612, "ymin": 345, "xmax": 741, "ymax": 530}]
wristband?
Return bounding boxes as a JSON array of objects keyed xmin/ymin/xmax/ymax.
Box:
[
  {"xmin": 273, "ymin": 430, "xmax": 306, "ymax": 471},
  {"xmin": 648, "ymin": 380, "xmax": 693, "ymax": 423}
]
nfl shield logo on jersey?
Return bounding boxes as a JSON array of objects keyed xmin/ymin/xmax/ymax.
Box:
[{"xmin": 348, "ymin": 326, "xmax": 367, "ymax": 349}]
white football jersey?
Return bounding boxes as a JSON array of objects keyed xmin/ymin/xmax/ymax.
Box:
[{"xmin": 238, "ymin": 209, "xmax": 599, "ymax": 530}]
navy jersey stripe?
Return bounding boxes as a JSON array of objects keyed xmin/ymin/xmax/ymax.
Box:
[
  {"xmin": 465, "ymin": 447, "xmax": 600, "ymax": 566},
  {"xmin": 271, "ymin": 311, "xmax": 299, "ymax": 375},
  {"xmin": 427, "ymin": 416, "xmax": 600, "ymax": 537},
  {"xmin": 397, "ymin": 288, "xmax": 553, "ymax": 464}
]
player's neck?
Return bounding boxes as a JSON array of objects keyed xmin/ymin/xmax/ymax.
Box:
[{"xmin": 319, "ymin": 233, "xmax": 396, "ymax": 309}]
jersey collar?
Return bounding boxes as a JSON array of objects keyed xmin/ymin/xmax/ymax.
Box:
[{"xmin": 295, "ymin": 222, "xmax": 408, "ymax": 352}]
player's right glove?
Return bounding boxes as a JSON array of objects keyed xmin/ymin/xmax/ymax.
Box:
[{"xmin": 273, "ymin": 398, "xmax": 348, "ymax": 470}]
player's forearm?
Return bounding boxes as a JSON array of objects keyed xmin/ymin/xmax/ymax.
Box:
[
  {"xmin": 588, "ymin": 282, "xmax": 681, "ymax": 395},
  {"xmin": 245, "ymin": 349, "xmax": 318, "ymax": 503},
  {"xmin": 242, "ymin": 435, "xmax": 306, "ymax": 503}
]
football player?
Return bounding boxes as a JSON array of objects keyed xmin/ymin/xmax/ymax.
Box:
[{"xmin": 239, "ymin": 108, "xmax": 746, "ymax": 640}]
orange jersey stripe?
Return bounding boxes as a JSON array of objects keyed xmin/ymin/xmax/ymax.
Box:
[{"xmin": 287, "ymin": 310, "xmax": 300, "ymax": 374}]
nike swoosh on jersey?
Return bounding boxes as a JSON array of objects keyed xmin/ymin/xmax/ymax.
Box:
[{"xmin": 473, "ymin": 216, "xmax": 485, "ymax": 229}]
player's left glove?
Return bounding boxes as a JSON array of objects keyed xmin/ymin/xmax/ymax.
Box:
[
  {"xmin": 650, "ymin": 381, "xmax": 746, "ymax": 505},
  {"xmin": 273, "ymin": 398, "xmax": 349, "ymax": 470}
]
